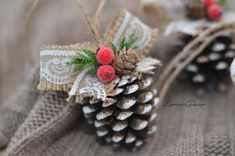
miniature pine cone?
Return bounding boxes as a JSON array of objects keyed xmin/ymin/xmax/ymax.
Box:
[
  {"xmin": 81, "ymin": 74, "xmax": 160, "ymax": 148},
  {"xmin": 112, "ymin": 49, "xmax": 140, "ymax": 75},
  {"xmin": 186, "ymin": 0, "xmax": 206, "ymax": 19}
]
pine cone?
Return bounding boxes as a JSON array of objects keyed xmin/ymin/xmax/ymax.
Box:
[
  {"xmin": 186, "ymin": 0, "xmax": 207, "ymax": 19},
  {"xmin": 175, "ymin": 32, "xmax": 235, "ymax": 93},
  {"xmin": 81, "ymin": 74, "xmax": 160, "ymax": 148},
  {"xmin": 112, "ymin": 49, "xmax": 140, "ymax": 75}
]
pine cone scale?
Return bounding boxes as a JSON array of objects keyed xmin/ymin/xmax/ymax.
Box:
[
  {"xmin": 112, "ymin": 133, "xmax": 125, "ymax": 143},
  {"xmin": 114, "ymin": 110, "xmax": 134, "ymax": 120},
  {"xmin": 139, "ymin": 77, "xmax": 154, "ymax": 90},
  {"xmin": 123, "ymin": 84, "xmax": 139, "ymax": 94},
  {"xmin": 135, "ymin": 104, "xmax": 153, "ymax": 115},
  {"xmin": 131, "ymin": 118, "xmax": 148, "ymax": 130},
  {"xmin": 138, "ymin": 91, "xmax": 154, "ymax": 103},
  {"xmin": 102, "ymin": 98, "xmax": 117, "ymax": 107},
  {"xmin": 125, "ymin": 132, "xmax": 136, "ymax": 144},
  {"xmin": 96, "ymin": 108, "xmax": 114, "ymax": 120},
  {"xmin": 117, "ymin": 97, "xmax": 137, "ymax": 109},
  {"xmin": 111, "ymin": 120, "xmax": 128, "ymax": 132}
]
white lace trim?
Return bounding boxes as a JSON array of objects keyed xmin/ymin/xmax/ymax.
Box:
[
  {"xmin": 112, "ymin": 11, "xmax": 151, "ymax": 50},
  {"xmin": 40, "ymin": 50, "xmax": 78, "ymax": 85},
  {"xmin": 79, "ymin": 76, "xmax": 106, "ymax": 101},
  {"xmin": 40, "ymin": 50, "xmax": 77, "ymax": 57},
  {"xmin": 112, "ymin": 12, "xmax": 131, "ymax": 46},
  {"xmin": 69, "ymin": 68, "xmax": 91, "ymax": 96},
  {"xmin": 40, "ymin": 49, "xmax": 106, "ymax": 100}
]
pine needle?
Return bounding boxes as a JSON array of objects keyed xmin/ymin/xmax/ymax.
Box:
[
  {"xmin": 112, "ymin": 43, "xmax": 118, "ymax": 53},
  {"xmin": 67, "ymin": 50, "xmax": 97, "ymax": 73},
  {"xmin": 113, "ymin": 34, "xmax": 139, "ymax": 52}
]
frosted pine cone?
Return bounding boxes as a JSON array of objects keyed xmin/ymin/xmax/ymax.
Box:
[
  {"xmin": 174, "ymin": 32, "xmax": 235, "ymax": 93},
  {"xmin": 112, "ymin": 49, "xmax": 140, "ymax": 75},
  {"xmin": 81, "ymin": 74, "xmax": 160, "ymax": 149}
]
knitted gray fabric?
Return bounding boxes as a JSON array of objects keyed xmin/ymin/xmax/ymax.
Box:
[
  {"xmin": 156, "ymin": 129, "xmax": 234, "ymax": 156},
  {"xmin": 7, "ymin": 91, "xmax": 80, "ymax": 156},
  {"xmin": 0, "ymin": 70, "xmax": 234, "ymax": 156},
  {"xmin": 0, "ymin": 68, "xmax": 40, "ymax": 149}
]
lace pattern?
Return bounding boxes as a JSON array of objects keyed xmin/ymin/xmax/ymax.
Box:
[
  {"xmin": 79, "ymin": 76, "xmax": 106, "ymax": 101},
  {"xmin": 112, "ymin": 11, "xmax": 151, "ymax": 50},
  {"xmin": 40, "ymin": 50, "xmax": 76, "ymax": 85},
  {"xmin": 39, "ymin": 50, "xmax": 106, "ymax": 101}
]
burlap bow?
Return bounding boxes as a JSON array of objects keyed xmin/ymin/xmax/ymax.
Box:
[{"xmin": 37, "ymin": 9, "xmax": 159, "ymax": 102}]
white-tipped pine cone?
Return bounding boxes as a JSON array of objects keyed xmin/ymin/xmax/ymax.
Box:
[
  {"xmin": 81, "ymin": 74, "xmax": 160, "ymax": 148},
  {"xmin": 112, "ymin": 49, "xmax": 140, "ymax": 75},
  {"xmin": 174, "ymin": 32, "xmax": 235, "ymax": 92}
]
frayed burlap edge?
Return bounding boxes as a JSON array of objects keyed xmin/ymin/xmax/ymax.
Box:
[{"xmin": 39, "ymin": 42, "xmax": 96, "ymax": 52}]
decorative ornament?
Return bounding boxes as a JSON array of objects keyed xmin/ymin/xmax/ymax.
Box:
[
  {"xmin": 37, "ymin": 0, "xmax": 161, "ymax": 149},
  {"xmin": 159, "ymin": 0, "xmax": 235, "ymax": 95}
]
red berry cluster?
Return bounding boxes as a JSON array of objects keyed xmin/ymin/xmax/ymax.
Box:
[
  {"xmin": 203, "ymin": 0, "xmax": 223, "ymax": 21},
  {"xmin": 96, "ymin": 47, "xmax": 115, "ymax": 84}
]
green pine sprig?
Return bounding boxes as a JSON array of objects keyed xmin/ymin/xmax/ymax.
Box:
[
  {"xmin": 111, "ymin": 43, "xmax": 118, "ymax": 53},
  {"xmin": 112, "ymin": 34, "xmax": 138, "ymax": 52},
  {"xmin": 67, "ymin": 49, "xmax": 97, "ymax": 74},
  {"xmin": 217, "ymin": 0, "xmax": 226, "ymax": 6},
  {"xmin": 217, "ymin": 0, "xmax": 228, "ymax": 9}
]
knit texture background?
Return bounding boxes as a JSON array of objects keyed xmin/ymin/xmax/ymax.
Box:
[{"xmin": 0, "ymin": 0, "xmax": 235, "ymax": 156}]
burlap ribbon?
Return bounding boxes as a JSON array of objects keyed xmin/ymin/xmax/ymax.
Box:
[{"xmin": 37, "ymin": 9, "xmax": 158, "ymax": 102}]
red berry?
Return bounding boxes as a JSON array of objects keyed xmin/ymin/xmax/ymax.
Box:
[
  {"xmin": 207, "ymin": 4, "xmax": 223, "ymax": 21},
  {"xmin": 97, "ymin": 65, "xmax": 115, "ymax": 84},
  {"xmin": 203, "ymin": 0, "xmax": 215, "ymax": 8},
  {"xmin": 96, "ymin": 47, "xmax": 114, "ymax": 65}
]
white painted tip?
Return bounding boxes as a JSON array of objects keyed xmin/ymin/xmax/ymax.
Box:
[{"xmin": 230, "ymin": 58, "xmax": 235, "ymax": 83}]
